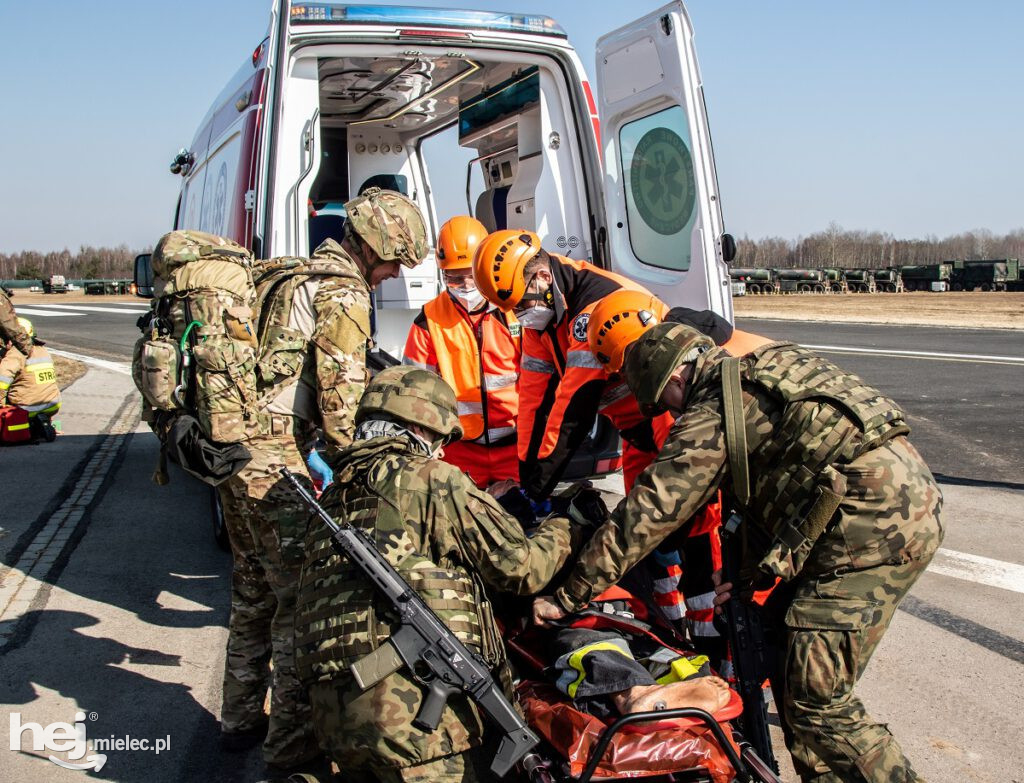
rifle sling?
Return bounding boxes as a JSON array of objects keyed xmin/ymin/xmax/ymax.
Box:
[{"xmin": 721, "ymin": 357, "xmax": 750, "ymax": 506}]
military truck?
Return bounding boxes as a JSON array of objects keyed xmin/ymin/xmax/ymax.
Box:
[
  {"xmin": 900, "ymin": 263, "xmax": 952, "ymax": 291},
  {"xmin": 873, "ymin": 267, "xmax": 904, "ymax": 293},
  {"xmin": 775, "ymin": 268, "xmax": 826, "ymax": 293},
  {"xmin": 729, "ymin": 266, "xmax": 778, "ymax": 294},
  {"xmin": 41, "ymin": 275, "xmax": 68, "ymax": 294},
  {"xmin": 951, "ymin": 259, "xmax": 1019, "ymax": 291},
  {"xmin": 821, "ymin": 268, "xmax": 848, "ymax": 293},
  {"xmin": 843, "ymin": 269, "xmax": 877, "ymax": 293}
]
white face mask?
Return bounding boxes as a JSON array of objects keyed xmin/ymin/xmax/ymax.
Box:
[
  {"xmin": 516, "ymin": 305, "xmax": 555, "ymax": 331},
  {"xmin": 450, "ymin": 286, "xmax": 485, "ymax": 312}
]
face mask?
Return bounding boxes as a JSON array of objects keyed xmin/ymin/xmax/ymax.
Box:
[
  {"xmin": 516, "ymin": 305, "xmax": 555, "ymax": 331},
  {"xmin": 450, "ymin": 286, "xmax": 485, "ymax": 312}
]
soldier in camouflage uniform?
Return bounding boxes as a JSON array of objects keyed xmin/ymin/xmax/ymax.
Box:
[
  {"xmin": 1, "ymin": 286, "xmax": 34, "ymax": 356},
  {"xmin": 218, "ymin": 189, "xmax": 428, "ymax": 779},
  {"xmin": 534, "ymin": 323, "xmax": 943, "ymax": 783},
  {"xmin": 295, "ymin": 366, "xmax": 575, "ymax": 783}
]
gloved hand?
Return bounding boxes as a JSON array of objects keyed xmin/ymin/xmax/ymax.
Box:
[
  {"xmin": 495, "ymin": 485, "xmax": 537, "ymax": 528},
  {"xmin": 306, "ymin": 449, "xmax": 333, "ymax": 491},
  {"xmin": 552, "ymin": 481, "xmax": 609, "ymax": 530}
]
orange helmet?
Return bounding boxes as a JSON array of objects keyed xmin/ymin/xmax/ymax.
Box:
[
  {"xmin": 588, "ymin": 289, "xmax": 669, "ymax": 372},
  {"xmin": 472, "ymin": 229, "xmax": 542, "ymax": 311},
  {"xmin": 436, "ymin": 215, "xmax": 488, "ymax": 271}
]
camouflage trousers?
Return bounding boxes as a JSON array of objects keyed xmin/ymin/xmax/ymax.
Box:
[
  {"xmin": 218, "ymin": 437, "xmax": 319, "ymax": 768},
  {"xmin": 769, "ymin": 439, "xmax": 944, "ymax": 782}
]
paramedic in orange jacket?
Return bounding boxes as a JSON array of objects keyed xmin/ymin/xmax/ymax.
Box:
[
  {"xmin": 403, "ymin": 216, "xmax": 521, "ymax": 487},
  {"xmin": 472, "ymin": 230, "xmax": 667, "ymax": 502}
]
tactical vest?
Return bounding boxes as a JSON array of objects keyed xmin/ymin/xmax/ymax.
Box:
[
  {"xmin": 695, "ymin": 343, "xmax": 910, "ymax": 580},
  {"xmin": 294, "ymin": 442, "xmax": 504, "ymax": 685},
  {"xmin": 252, "ymin": 246, "xmax": 369, "ymax": 415},
  {"xmin": 423, "ymin": 293, "xmax": 520, "ymax": 443}
]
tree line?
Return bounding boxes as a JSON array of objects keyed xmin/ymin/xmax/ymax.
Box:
[
  {"xmin": 0, "ymin": 245, "xmax": 143, "ymax": 281},
  {"xmin": 735, "ymin": 224, "xmax": 1024, "ymax": 269}
]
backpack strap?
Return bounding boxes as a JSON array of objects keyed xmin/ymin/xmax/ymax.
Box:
[{"xmin": 721, "ymin": 357, "xmax": 750, "ymax": 507}]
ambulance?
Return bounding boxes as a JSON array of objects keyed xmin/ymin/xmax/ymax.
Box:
[
  {"xmin": 147, "ymin": 0, "xmax": 737, "ymax": 478},
  {"xmin": 159, "ymin": 0, "xmax": 735, "ymax": 350}
]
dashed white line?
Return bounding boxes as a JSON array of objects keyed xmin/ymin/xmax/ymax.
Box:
[
  {"xmin": 802, "ymin": 343, "xmax": 1024, "ymax": 365},
  {"xmin": 13, "ymin": 306, "xmax": 81, "ymax": 317},
  {"xmin": 49, "ymin": 349, "xmax": 131, "ymax": 376},
  {"xmin": 929, "ymin": 549, "xmax": 1024, "ymax": 595},
  {"xmin": 19, "ymin": 303, "xmax": 149, "ymax": 315}
]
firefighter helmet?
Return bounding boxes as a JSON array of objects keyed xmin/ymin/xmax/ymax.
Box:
[
  {"xmin": 588, "ymin": 289, "xmax": 669, "ymax": 372},
  {"xmin": 437, "ymin": 216, "xmax": 488, "ymax": 271},
  {"xmin": 472, "ymin": 229, "xmax": 543, "ymax": 311}
]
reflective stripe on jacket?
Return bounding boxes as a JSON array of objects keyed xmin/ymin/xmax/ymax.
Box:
[
  {"xmin": 0, "ymin": 345, "xmax": 61, "ymax": 412},
  {"xmin": 517, "ymin": 255, "xmax": 653, "ymax": 499},
  {"xmin": 404, "ymin": 292, "xmax": 520, "ymax": 443}
]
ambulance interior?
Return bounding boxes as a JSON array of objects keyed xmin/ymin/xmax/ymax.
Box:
[{"xmin": 294, "ymin": 48, "xmax": 594, "ymax": 353}]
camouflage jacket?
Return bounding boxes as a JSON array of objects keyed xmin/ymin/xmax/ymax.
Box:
[
  {"xmin": 556, "ymin": 343, "xmax": 934, "ymax": 612},
  {"xmin": 255, "ymin": 239, "xmax": 372, "ymax": 458},
  {"xmin": 295, "ymin": 434, "xmax": 573, "ymax": 768},
  {"xmin": 0, "ymin": 290, "xmax": 33, "ymax": 356}
]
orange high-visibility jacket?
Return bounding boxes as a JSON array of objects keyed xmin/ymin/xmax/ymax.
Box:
[
  {"xmin": 518, "ymin": 254, "xmax": 660, "ymax": 499},
  {"xmin": 404, "ymin": 291, "xmax": 521, "ymax": 444}
]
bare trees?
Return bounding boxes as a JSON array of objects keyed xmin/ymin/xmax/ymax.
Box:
[
  {"xmin": 0, "ymin": 245, "xmax": 141, "ymax": 281},
  {"xmin": 735, "ymin": 226, "xmax": 1024, "ymax": 269}
]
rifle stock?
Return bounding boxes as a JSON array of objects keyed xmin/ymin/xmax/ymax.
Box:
[
  {"xmin": 721, "ymin": 512, "xmax": 781, "ymax": 776},
  {"xmin": 281, "ymin": 468, "xmax": 538, "ymax": 778}
]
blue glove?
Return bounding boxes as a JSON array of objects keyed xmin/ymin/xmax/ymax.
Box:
[{"xmin": 306, "ymin": 449, "xmax": 333, "ymax": 489}]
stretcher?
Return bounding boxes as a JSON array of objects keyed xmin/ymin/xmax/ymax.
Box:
[{"xmin": 505, "ymin": 610, "xmax": 782, "ymax": 783}]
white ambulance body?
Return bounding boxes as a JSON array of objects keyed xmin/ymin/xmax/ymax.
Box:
[{"xmin": 169, "ymin": 1, "xmax": 735, "ymax": 357}]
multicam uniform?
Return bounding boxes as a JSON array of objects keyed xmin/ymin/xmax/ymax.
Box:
[
  {"xmin": 0, "ymin": 289, "xmax": 34, "ymax": 356},
  {"xmin": 555, "ymin": 339, "xmax": 943, "ymax": 783},
  {"xmin": 295, "ymin": 379, "xmax": 573, "ymax": 782},
  {"xmin": 217, "ymin": 238, "xmax": 373, "ymax": 767}
]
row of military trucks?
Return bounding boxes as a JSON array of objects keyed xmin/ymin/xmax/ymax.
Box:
[{"xmin": 729, "ymin": 259, "xmax": 1021, "ymax": 294}]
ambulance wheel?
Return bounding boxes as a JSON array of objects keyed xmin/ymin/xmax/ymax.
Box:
[{"xmin": 211, "ymin": 488, "xmax": 231, "ymax": 552}]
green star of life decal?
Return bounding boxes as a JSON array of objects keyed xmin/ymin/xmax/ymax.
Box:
[{"xmin": 629, "ymin": 127, "xmax": 696, "ymax": 236}]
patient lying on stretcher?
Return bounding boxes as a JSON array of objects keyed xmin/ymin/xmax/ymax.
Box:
[{"xmin": 543, "ymin": 593, "xmax": 732, "ymax": 720}]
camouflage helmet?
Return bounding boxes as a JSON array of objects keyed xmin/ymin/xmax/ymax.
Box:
[
  {"xmin": 622, "ymin": 322, "xmax": 715, "ymax": 408},
  {"xmin": 356, "ymin": 365, "xmax": 463, "ymax": 443},
  {"xmin": 344, "ymin": 187, "xmax": 428, "ymax": 268}
]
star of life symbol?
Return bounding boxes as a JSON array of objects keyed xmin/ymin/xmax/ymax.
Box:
[{"xmin": 9, "ymin": 710, "xmax": 106, "ymax": 771}]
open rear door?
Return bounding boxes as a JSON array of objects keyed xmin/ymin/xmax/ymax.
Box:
[{"xmin": 596, "ymin": 2, "xmax": 733, "ymax": 321}]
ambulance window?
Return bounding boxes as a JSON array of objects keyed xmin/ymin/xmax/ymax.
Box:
[{"xmin": 618, "ymin": 105, "xmax": 697, "ymax": 272}]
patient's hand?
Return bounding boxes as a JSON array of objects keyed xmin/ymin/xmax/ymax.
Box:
[
  {"xmin": 486, "ymin": 478, "xmax": 520, "ymax": 498},
  {"xmin": 532, "ymin": 595, "xmax": 567, "ymax": 627}
]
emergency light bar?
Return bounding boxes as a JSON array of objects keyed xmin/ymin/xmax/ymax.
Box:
[{"xmin": 289, "ymin": 4, "xmax": 566, "ymax": 37}]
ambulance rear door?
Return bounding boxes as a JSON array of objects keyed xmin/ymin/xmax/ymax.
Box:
[{"xmin": 595, "ymin": 2, "xmax": 733, "ymax": 321}]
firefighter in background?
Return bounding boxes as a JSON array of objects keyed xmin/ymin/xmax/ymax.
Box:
[
  {"xmin": 473, "ymin": 230, "xmax": 680, "ymax": 503},
  {"xmin": 589, "ymin": 294, "xmax": 774, "ymax": 663},
  {"xmin": 403, "ymin": 216, "xmax": 521, "ymax": 487},
  {"xmin": 0, "ymin": 317, "xmax": 60, "ymax": 442}
]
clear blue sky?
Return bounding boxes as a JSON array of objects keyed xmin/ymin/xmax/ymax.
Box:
[{"xmin": 1, "ymin": 1, "xmax": 1021, "ymax": 253}]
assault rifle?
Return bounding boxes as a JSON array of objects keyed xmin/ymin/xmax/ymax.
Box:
[
  {"xmin": 720, "ymin": 512, "xmax": 782, "ymax": 780},
  {"xmin": 281, "ymin": 468, "xmax": 539, "ymax": 778}
]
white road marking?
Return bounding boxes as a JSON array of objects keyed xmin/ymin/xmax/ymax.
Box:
[
  {"xmin": 802, "ymin": 343, "xmax": 1024, "ymax": 365},
  {"xmin": 13, "ymin": 306, "xmax": 82, "ymax": 317},
  {"xmin": 20, "ymin": 303, "xmax": 149, "ymax": 315},
  {"xmin": 929, "ymin": 549, "xmax": 1024, "ymax": 595},
  {"xmin": 50, "ymin": 349, "xmax": 131, "ymax": 375}
]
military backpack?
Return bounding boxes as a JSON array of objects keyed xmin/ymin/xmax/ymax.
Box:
[{"xmin": 132, "ymin": 231, "xmax": 260, "ymax": 481}]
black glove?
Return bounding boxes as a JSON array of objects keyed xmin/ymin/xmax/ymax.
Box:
[
  {"xmin": 551, "ymin": 481, "xmax": 609, "ymax": 530},
  {"xmin": 496, "ymin": 486, "xmax": 537, "ymax": 528}
]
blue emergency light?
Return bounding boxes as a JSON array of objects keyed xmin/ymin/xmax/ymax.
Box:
[{"xmin": 289, "ymin": 4, "xmax": 566, "ymax": 37}]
